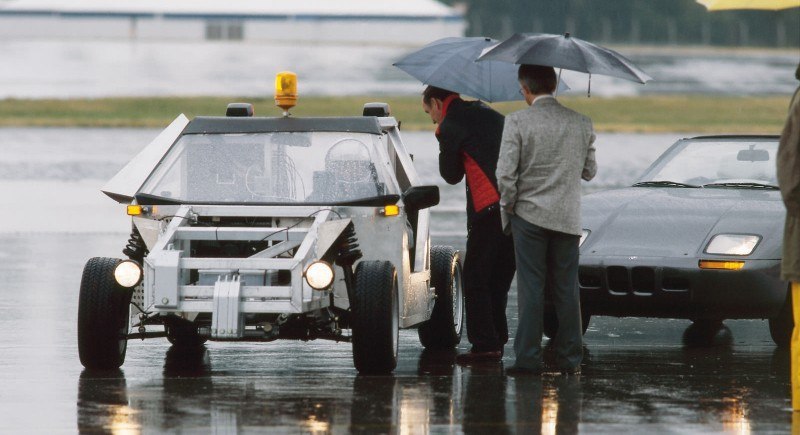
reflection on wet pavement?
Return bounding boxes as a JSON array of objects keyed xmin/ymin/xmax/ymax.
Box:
[
  {"xmin": 72, "ymin": 340, "xmax": 791, "ymax": 433},
  {"xmin": 0, "ymin": 234, "xmax": 793, "ymax": 433}
]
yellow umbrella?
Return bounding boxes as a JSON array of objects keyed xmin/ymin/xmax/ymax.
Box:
[{"xmin": 697, "ymin": 0, "xmax": 800, "ymax": 10}]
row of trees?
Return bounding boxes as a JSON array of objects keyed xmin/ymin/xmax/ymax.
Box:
[{"xmin": 444, "ymin": 0, "xmax": 799, "ymax": 47}]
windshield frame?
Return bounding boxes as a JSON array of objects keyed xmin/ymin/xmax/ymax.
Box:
[
  {"xmin": 634, "ymin": 137, "xmax": 779, "ymax": 189},
  {"xmin": 136, "ymin": 130, "xmax": 401, "ymax": 206}
]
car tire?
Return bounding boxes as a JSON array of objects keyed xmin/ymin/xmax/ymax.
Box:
[
  {"xmin": 769, "ymin": 286, "xmax": 793, "ymax": 348},
  {"xmin": 351, "ymin": 261, "xmax": 399, "ymax": 374},
  {"xmin": 165, "ymin": 317, "xmax": 207, "ymax": 348},
  {"xmin": 542, "ymin": 305, "xmax": 591, "ymax": 340},
  {"xmin": 683, "ymin": 319, "xmax": 731, "ymax": 347},
  {"xmin": 418, "ymin": 246, "xmax": 464, "ymax": 349},
  {"xmin": 78, "ymin": 257, "xmax": 132, "ymax": 370}
]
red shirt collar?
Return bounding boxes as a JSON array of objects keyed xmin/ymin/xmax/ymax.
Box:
[{"xmin": 435, "ymin": 94, "xmax": 460, "ymax": 135}]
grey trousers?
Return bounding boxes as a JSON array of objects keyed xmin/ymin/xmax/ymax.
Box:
[{"xmin": 510, "ymin": 215, "xmax": 583, "ymax": 370}]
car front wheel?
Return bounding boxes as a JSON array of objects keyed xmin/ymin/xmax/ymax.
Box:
[
  {"xmin": 78, "ymin": 257, "xmax": 132, "ymax": 370},
  {"xmin": 769, "ymin": 285, "xmax": 793, "ymax": 347},
  {"xmin": 418, "ymin": 246, "xmax": 464, "ymax": 349},
  {"xmin": 351, "ymin": 261, "xmax": 399, "ymax": 374}
]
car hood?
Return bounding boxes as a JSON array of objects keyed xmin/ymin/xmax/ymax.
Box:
[{"xmin": 580, "ymin": 187, "xmax": 783, "ymax": 259}]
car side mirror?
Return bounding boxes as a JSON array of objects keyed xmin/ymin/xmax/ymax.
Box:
[
  {"xmin": 402, "ymin": 185, "xmax": 439, "ymax": 211},
  {"xmin": 737, "ymin": 146, "xmax": 769, "ymax": 162}
]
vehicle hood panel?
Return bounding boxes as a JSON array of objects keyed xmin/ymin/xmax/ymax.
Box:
[{"xmin": 581, "ymin": 188, "xmax": 783, "ymax": 259}]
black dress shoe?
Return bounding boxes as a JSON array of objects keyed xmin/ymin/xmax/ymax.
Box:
[
  {"xmin": 505, "ymin": 365, "xmax": 542, "ymax": 376},
  {"xmin": 455, "ymin": 350, "xmax": 502, "ymax": 365}
]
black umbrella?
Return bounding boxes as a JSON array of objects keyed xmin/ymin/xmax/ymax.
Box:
[
  {"xmin": 477, "ymin": 32, "xmax": 652, "ymax": 91},
  {"xmin": 393, "ymin": 36, "xmax": 568, "ymax": 103}
]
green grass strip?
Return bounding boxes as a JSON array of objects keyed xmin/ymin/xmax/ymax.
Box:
[{"xmin": 0, "ymin": 95, "xmax": 792, "ymax": 134}]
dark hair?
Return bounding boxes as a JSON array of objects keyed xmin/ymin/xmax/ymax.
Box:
[
  {"xmin": 518, "ymin": 64, "xmax": 557, "ymax": 95},
  {"xmin": 422, "ymin": 86, "xmax": 458, "ymax": 105}
]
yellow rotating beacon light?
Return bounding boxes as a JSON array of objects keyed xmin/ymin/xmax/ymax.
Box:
[{"xmin": 274, "ymin": 71, "xmax": 298, "ymax": 115}]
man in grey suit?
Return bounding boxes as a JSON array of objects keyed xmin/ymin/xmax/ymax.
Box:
[{"xmin": 496, "ymin": 64, "xmax": 596, "ymax": 376}]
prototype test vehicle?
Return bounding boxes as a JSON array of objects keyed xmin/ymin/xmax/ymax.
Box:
[
  {"xmin": 78, "ymin": 73, "xmax": 464, "ymax": 373},
  {"xmin": 550, "ymin": 135, "xmax": 790, "ymax": 345}
]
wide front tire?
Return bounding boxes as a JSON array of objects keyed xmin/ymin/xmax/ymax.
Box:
[
  {"xmin": 418, "ymin": 246, "xmax": 464, "ymax": 349},
  {"xmin": 769, "ymin": 286, "xmax": 793, "ymax": 347},
  {"xmin": 78, "ymin": 257, "xmax": 132, "ymax": 370},
  {"xmin": 351, "ymin": 261, "xmax": 399, "ymax": 374}
]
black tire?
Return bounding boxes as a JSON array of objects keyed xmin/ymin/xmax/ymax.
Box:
[
  {"xmin": 165, "ymin": 317, "xmax": 207, "ymax": 348},
  {"xmin": 351, "ymin": 261, "xmax": 399, "ymax": 374},
  {"xmin": 78, "ymin": 257, "xmax": 132, "ymax": 370},
  {"xmin": 542, "ymin": 305, "xmax": 591, "ymax": 340},
  {"xmin": 769, "ymin": 286, "xmax": 793, "ymax": 347},
  {"xmin": 418, "ymin": 246, "xmax": 464, "ymax": 349},
  {"xmin": 683, "ymin": 319, "xmax": 731, "ymax": 347}
]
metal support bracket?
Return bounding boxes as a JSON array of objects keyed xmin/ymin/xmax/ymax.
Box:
[{"xmin": 211, "ymin": 275, "xmax": 244, "ymax": 339}]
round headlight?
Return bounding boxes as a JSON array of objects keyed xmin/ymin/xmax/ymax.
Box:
[
  {"xmin": 305, "ymin": 261, "xmax": 334, "ymax": 290},
  {"xmin": 114, "ymin": 260, "xmax": 142, "ymax": 288}
]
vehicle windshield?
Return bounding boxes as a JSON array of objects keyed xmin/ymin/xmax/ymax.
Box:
[
  {"xmin": 637, "ymin": 139, "xmax": 778, "ymax": 188},
  {"xmin": 138, "ymin": 131, "xmax": 396, "ymax": 204}
]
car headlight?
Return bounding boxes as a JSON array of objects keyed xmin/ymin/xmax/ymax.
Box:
[
  {"xmin": 114, "ymin": 260, "xmax": 142, "ymax": 288},
  {"xmin": 579, "ymin": 229, "xmax": 590, "ymax": 247},
  {"xmin": 704, "ymin": 234, "xmax": 761, "ymax": 256},
  {"xmin": 305, "ymin": 261, "xmax": 334, "ymax": 290}
]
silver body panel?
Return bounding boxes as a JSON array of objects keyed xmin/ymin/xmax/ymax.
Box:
[{"xmin": 125, "ymin": 116, "xmax": 437, "ymax": 338}]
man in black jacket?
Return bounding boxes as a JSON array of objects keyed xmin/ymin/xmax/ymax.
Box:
[{"xmin": 422, "ymin": 86, "xmax": 516, "ymax": 363}]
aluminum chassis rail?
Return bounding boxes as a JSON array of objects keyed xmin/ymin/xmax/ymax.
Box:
[{"xmin": 143, "ymin": 204, "xmax": 338, "ymax": 339}]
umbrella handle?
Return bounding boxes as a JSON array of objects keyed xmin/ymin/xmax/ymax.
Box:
[{"xmin": 588, "ymin": 73, "xmax": 591, "ymax": 98}]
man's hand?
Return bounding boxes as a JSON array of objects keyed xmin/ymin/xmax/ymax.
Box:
[{"xmin": 502, "ymin": 203, "xmax": 515, "ymax": 215}]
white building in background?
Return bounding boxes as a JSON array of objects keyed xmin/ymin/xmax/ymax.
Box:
[{"xmin": 0, "ymin": 0, "xmax": 465, "ymax": 44}]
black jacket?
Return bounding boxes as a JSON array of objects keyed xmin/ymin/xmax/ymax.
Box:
[{"xmin": 435, "ymin": 98, "xmax": 506, "ymax": 227}]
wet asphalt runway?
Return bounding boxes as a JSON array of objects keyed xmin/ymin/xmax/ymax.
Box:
[{"xmin": 0, "ymin": 233, "xmax": 792, "ymax": 434}]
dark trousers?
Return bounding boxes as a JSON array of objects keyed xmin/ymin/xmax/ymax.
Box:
[
  {"xmin": 510, "ymin": 215, "xmax": 582, "ymax": 370},
  {"xmin": 463, "ymin": 208, "xmax": 516, "ymax": 352}
]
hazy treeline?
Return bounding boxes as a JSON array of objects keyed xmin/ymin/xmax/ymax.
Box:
[{"xmin": 445, "ymin": 0, "xmax": 800, "ymax": 47}]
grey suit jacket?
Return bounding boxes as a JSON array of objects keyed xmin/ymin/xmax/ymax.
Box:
[{"xmin": 496, "ymin": 97, "xmax": 596, "ymax": 236}]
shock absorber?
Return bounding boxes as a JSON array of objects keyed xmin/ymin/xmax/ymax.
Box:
[
  {"xmin": 335, "ymin": 222, "xmax": 362, "ymax": 302},
  {"xmin": 123, "ymin": 226, "xmax": 148, "ymax": 263}
]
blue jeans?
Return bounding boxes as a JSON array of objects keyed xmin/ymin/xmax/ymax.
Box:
[{"xmin": 510, "ymin": 215, "xmax": 583, "ymax": 370}]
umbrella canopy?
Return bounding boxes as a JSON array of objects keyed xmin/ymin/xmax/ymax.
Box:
[
  {"xmin": 477, "ymin": 33, "xmax": 652, "ymax": 85},
  {"xmin": 697, "ymin": 0, "xmax": 800, "ymax": 10},
  {"xmin": 393, "ymin": 36, "xmax": 568, "ymax": 103}
]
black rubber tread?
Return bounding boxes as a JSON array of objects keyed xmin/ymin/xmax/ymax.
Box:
[
  {"xmin": 769, "ymin": 286, "xmax": 793, "ymax": 347},
  {"xmin": 542, "ymin": 305, "xmax": 591, "ymax": 340},
  {"xmin": 165, "ymin": 317, "xmax": 207, "ymax": 348},
  {"xmin": 418, "ymin": 245, "xmax": 463, "ymax": 349},
  {"xmin": 351, "ymin": 260, "xmax": 398, "ymax": 374},
  {"xmin": 78, "ymin": 257, "xmax": 132, "ymax": 370}
]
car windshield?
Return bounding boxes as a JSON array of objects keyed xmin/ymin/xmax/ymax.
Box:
[
  {"xmin": 637, "ymin": 139, "xmax": 778, "ymax": 188},
  {"xmin": 138, "ymin": 131, "xmax": 396, "ymax": 204}
]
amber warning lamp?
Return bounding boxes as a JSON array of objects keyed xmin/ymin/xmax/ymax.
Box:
[{"xmin": 274, "ymin": 71, "xmax": 298, "ymax": 115}]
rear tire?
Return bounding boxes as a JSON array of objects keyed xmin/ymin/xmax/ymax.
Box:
[
  {"xmin": 769, "ymin": 286, "xmax": 793, "ymax": 347},
  {"xmin": 418, "ymin": 246, "xmax": 464, "ymax": 349},
  {"xmin": 351, "ymin": 261, "xmax": 399, "ymax": 374},
  {"xmin": 78, "ymin": 257, "xmax": 132, "ymax": 370},
  {"xmin": 165, "ymin": 317, "xmax": 207, "ymax": 348},
  {"xmin": 542, "ymin": 305, "xmax": 591, "ymax": 340}
]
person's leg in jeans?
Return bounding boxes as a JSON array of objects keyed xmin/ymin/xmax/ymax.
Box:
[
  {"xmin": 548, "ymin": 230, "xmax": 583, "ymax": 370},
  {"xmin": 462, "ymin": 222, "xmax": 502, "ymax": 352},
  {"xmin": 510, "ymin": 215, "xmax": 549, "ymax": 369}
]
